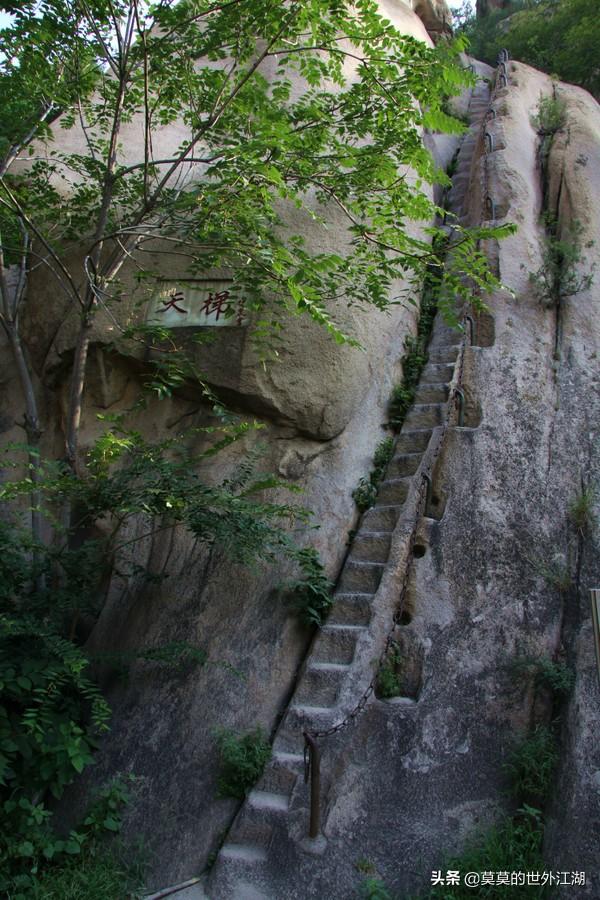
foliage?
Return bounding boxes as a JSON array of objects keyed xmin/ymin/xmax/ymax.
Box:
[
  {"xmin": 13, "ymin": 843, "xmax": 144, "ymax": 900},
  {"xmin": 361, "ymin": 877, "xmax": 393, "ymax": 900},
  {"xmin": 287, "ymin": 547, "xmax": 334, "ymax": 627},
  {"xmin": 426, "ymin": 807, "xmax": 549, "ymax": 898},
  {"xmin": 511, "ymin": 655, "xmax": 575, "ymax": 698},
  {"xmin": 0, "ymin": 776, "xmax": 135, "ymax": 897},
  {"xmin": 456, "ymin": 0, "xmax": 600, "ymax": 100},
  {"xmin": 503, "ymin": 726, "xmax": 558, "ymax": 802},
  {"xmin": 215, "ymin": 726, "xmax": 271, "ymax": 800},
  {"xmin": 376, "ymin": 642, "xmax": 403, "ymax": 699},
  {"xmin": 568, "ymin": 485, "xmax": 596, "ymax": 533},
  {"xmin": 353, "ymin": 437, "xmax": 395, "ymax": 513},
  {"xmin": 531, "ymin": 93, "xmax": 567, "ymax": 135}
]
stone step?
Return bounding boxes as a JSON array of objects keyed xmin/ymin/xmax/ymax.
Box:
[
  {"xmin": 361, "ymin": 504, "xmax": 401, "ymax": 532},
  {"xmin": 274, "ymin": 704, "xmax": 334, "ymax": 754},
  {"xmin": 420, "ymin": 362, "xmax": 454, "ymax": 384},
  {"xmin": 227, "ymin": 814, "xmax": 273, "ymax": 851},
  {"xmin": 403, "ymin": 404, "xmax": 444, "ymax": 429},
  {"xmin": 376, "ymin": 477, "xmax": 410, "ymax": 505},
  {"xmin": 254, "ymin": 758, "xmax": 299, "ymax": 795},
  {"xmin": 387, "ymin": 451, "xmax": 422, "ymax": 478},
  {"xmin": 220, "ymin": 844, "xmax": 268, "ymax": 863},
  {"xmin": 294, "ymin": 665, "xmax": 345, "ymax": 707},
  {"xmin": 312, "ymin": 623, "xmax": 366, "ymax": 665},
  {"xmin": 338, "ymin": 559, "xmax": 385, "ymax": 594},
  {"xmin": 351, "ymin": 532, "xmax": 391, "ymax": 563},
  {"xmin": 414, "ymin": 382, "xmax": 448, "ymax": 404},
  {"xmin": 395, "ymin": 429, "xmax": 432, "ymax": 453},
  {"xmin": 428, "ymin": 344, "xmax": 460, "ymax": 363},
  {"xmin": 247, "ymin": 791, "xmax": 289, "ymax": 813},
  {"xmin": 328, "ymin": 593, "xmax": 373, "ymax": 627}
]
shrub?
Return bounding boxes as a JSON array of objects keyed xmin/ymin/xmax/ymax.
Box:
[
  {"xmin": 215, "ymin": 727, "xmax": 271, "ymax": 800},
  {"xmin": 531, "ymin": 93, "xmax": 567, "ymax": 135},
  {"xmin": 512, "ymin": 655, "xmax": 575, "ymax": 699},
  {"xmin": 287, "ymin": 547, "xmax": 333, "ymax": 627}
]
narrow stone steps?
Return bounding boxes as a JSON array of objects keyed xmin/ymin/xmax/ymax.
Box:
[
  {"xmin": 328, "ymin": 593, "xmax": 373, "ymax": 627},
  {"xmin": 361, "ymin": 504, "xmax": 401, "ymax": 531},
  {"xmin": 387, "ymin": 451, "xmax": 422, "ymax": 477},
  {"xmin": 403, "ymin": 403, "xmax": 444, "ymax": 429},
  {"xmin": 338, "ymin": 559, "xmax": 385, "ymax": 593},
  {"xmin": 351, "ymin": 532, "xmax": 392, "ymax": 563},
  {"xmin": 414, "ymin": 382, "xmax": 448, "ymax": 404},
  {"xmin": 220, "ymin": 844, "xmax": 268, "ymax": 863},
  {"xmin": 294, "ymin": 665, "xmax": 345, "ymax": 706},
  {"xmin": 247, "ymin": 791, "xmax": 289, "ymax": 813},
  {"xmin": 376, "ymin": 477, "xmax": 410, "ymax": 505},
  {"xmin": 427, "ymin": 345, "xmax": 460, "ymax": 363},
  {"xmin": 395, "ymin": 429, "xmax": 432, "ymax": 452},
  {"xmin": 420, "ymin": 362, "xmax": 454, "ymax": 384},
  {"xmin": 311, "ymin": 622, "xmax": 366, "ymax": 665}
]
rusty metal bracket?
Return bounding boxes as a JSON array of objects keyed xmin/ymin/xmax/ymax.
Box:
[
  {"xmin": 485, "ymin": 131, "xmax": 495, "ymax": 153},
  {"xmin": 303, "ymin": 731, "xmax": 321, "ymax": 839},
  {"xmin": 485, "ymin": 195, "xmax": 496, "ymax": 221},
  {"xmin": 465, "ymin": 315, "xmax": 476, "ymax": 346},
  {"xmin": 455, "ymin": 388, "xmax": 465, "ymax": 427},
  {"xmin": 485, "ymin": 107, "xmax": 497, "ymax": 121},
  {"xmin": 422, "ymin": 473, "xmax": 432, "ymax": 512},
  {"xmin": 498, "ymin": 73, "xmax": 508, "ymax": 89}
]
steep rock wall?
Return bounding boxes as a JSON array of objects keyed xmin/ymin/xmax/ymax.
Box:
[{"xmin": 209, "ymin": 60, "xmax": 600, "ymax": 899}]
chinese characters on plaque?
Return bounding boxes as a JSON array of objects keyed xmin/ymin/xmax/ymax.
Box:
[{"xmin": 147, "ymin": 281, "xmax": 246, "ymax": 327}]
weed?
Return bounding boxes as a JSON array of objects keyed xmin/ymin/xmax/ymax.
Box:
[
  {"xmin": 504, "ymin": 726, "xmax": 558, "ymax": 803},
  {"xmin": 15, "ymin": 843, "xmax": 145, "ymax": 899},
  {"xmin": 356, "ymin": 857, "xmax": 376, "ymax": 875},
  {"xmin": 215, "ymin": 727, "xmax": 271, "ymax": 800},
  {"xmin": 377, "ymin": 642, "xmax": 403, "ymax": 699},
  {"xmin": 568, "ymin": 485, "xmax": 596, "ymax": 533}
]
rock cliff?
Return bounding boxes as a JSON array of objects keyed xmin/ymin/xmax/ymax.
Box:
[{"xmin": 3, "ymin": 4, "xmax": 600, "ymax": 900}]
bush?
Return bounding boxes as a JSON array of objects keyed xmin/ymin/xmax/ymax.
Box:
[
  {"xmin": 568, "ymin": 485, "xmax": 596, "ymax": 533},
  {"xmin": 352, "ymin": 438, "xmax": 395, "ymax": 513},
  {"xmin": 531, "ymin": 93, "xmax": 567, "ymax": 135},
  {"xmin": 215, "ymin": 727, "xmax": 271, "ymax": 800},
  {"xmin": 287, "ymin": 547, "xmax": 333, "ymax": 627}
]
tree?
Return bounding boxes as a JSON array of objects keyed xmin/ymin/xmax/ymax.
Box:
[
  {"xmin": 457, "ymin": 0, "xmax": 600, "ymax": 99},
  {"xmin": 0, "ymin": 1, "xmax": 506, "ymax": 472}
]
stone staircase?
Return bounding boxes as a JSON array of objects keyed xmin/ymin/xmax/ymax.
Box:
[{"xmin": 207, "ymin": 68, "xmax": 490, "ymax": 900}]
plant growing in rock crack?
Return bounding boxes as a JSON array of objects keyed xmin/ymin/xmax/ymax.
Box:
[
  {"xmin": 504, "ymin": 726, "xmax": 558, "ymax": 804},
  {"xmin": 511, "ymin": 655, "xmax": 575, "ymax": 699},
  {"xmin": 376, "ymin": 642, "xmax": 404, "ymax": 699},
  {"xmin": 286, "ymin": 547, "xmax": 333, "ymax": 627},
  {"xmin": 528, "ymin": 218, "xmax": 595, "ymax": 310},
  {"xmin": 531, "ymin": 93, "xmax": 568, "ymax": 136},
  {"xmin": 525, "ymin": 551, "xmax": 572, "ymax": 593},
  {"xmin": 353, "ymin": 437, "xmax": 395, "ymax": 513},
  {"xmin": 214, "ymin": 726, "xmax": 271, "ymax": 800},
  {"xmin": 568, "ymin": 484, "xmax": 597, "ymax": 534}
]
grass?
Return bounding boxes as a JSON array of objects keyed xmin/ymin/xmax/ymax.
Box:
[
  {"xmin": 17, "ymin": 843, "xmax": 144, "ymax": 900},
  {"xmin": 511, "ymin": 655, "xmax": 575, "ymax": 698},
  {"xmin": 426, "ymin": 808, "xmax": 550, "ymax": 899},
  {"xmin": 503, "ymin": 727, "xmax": 558, "ymax": 803},
  {"xmin": 353, "ymin": 437, "xmax": 395, "ymax": 513},
  {"xmin": 568, "ymin": 485, "xmax": 596, "ymax": 533},
  {"xmin": 376, "ymin": 642, "xmax": 403, "ymax": 699},
  {"xmin": 215, "ymin": 726, "xmax": 271, "ymax": 800}
]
